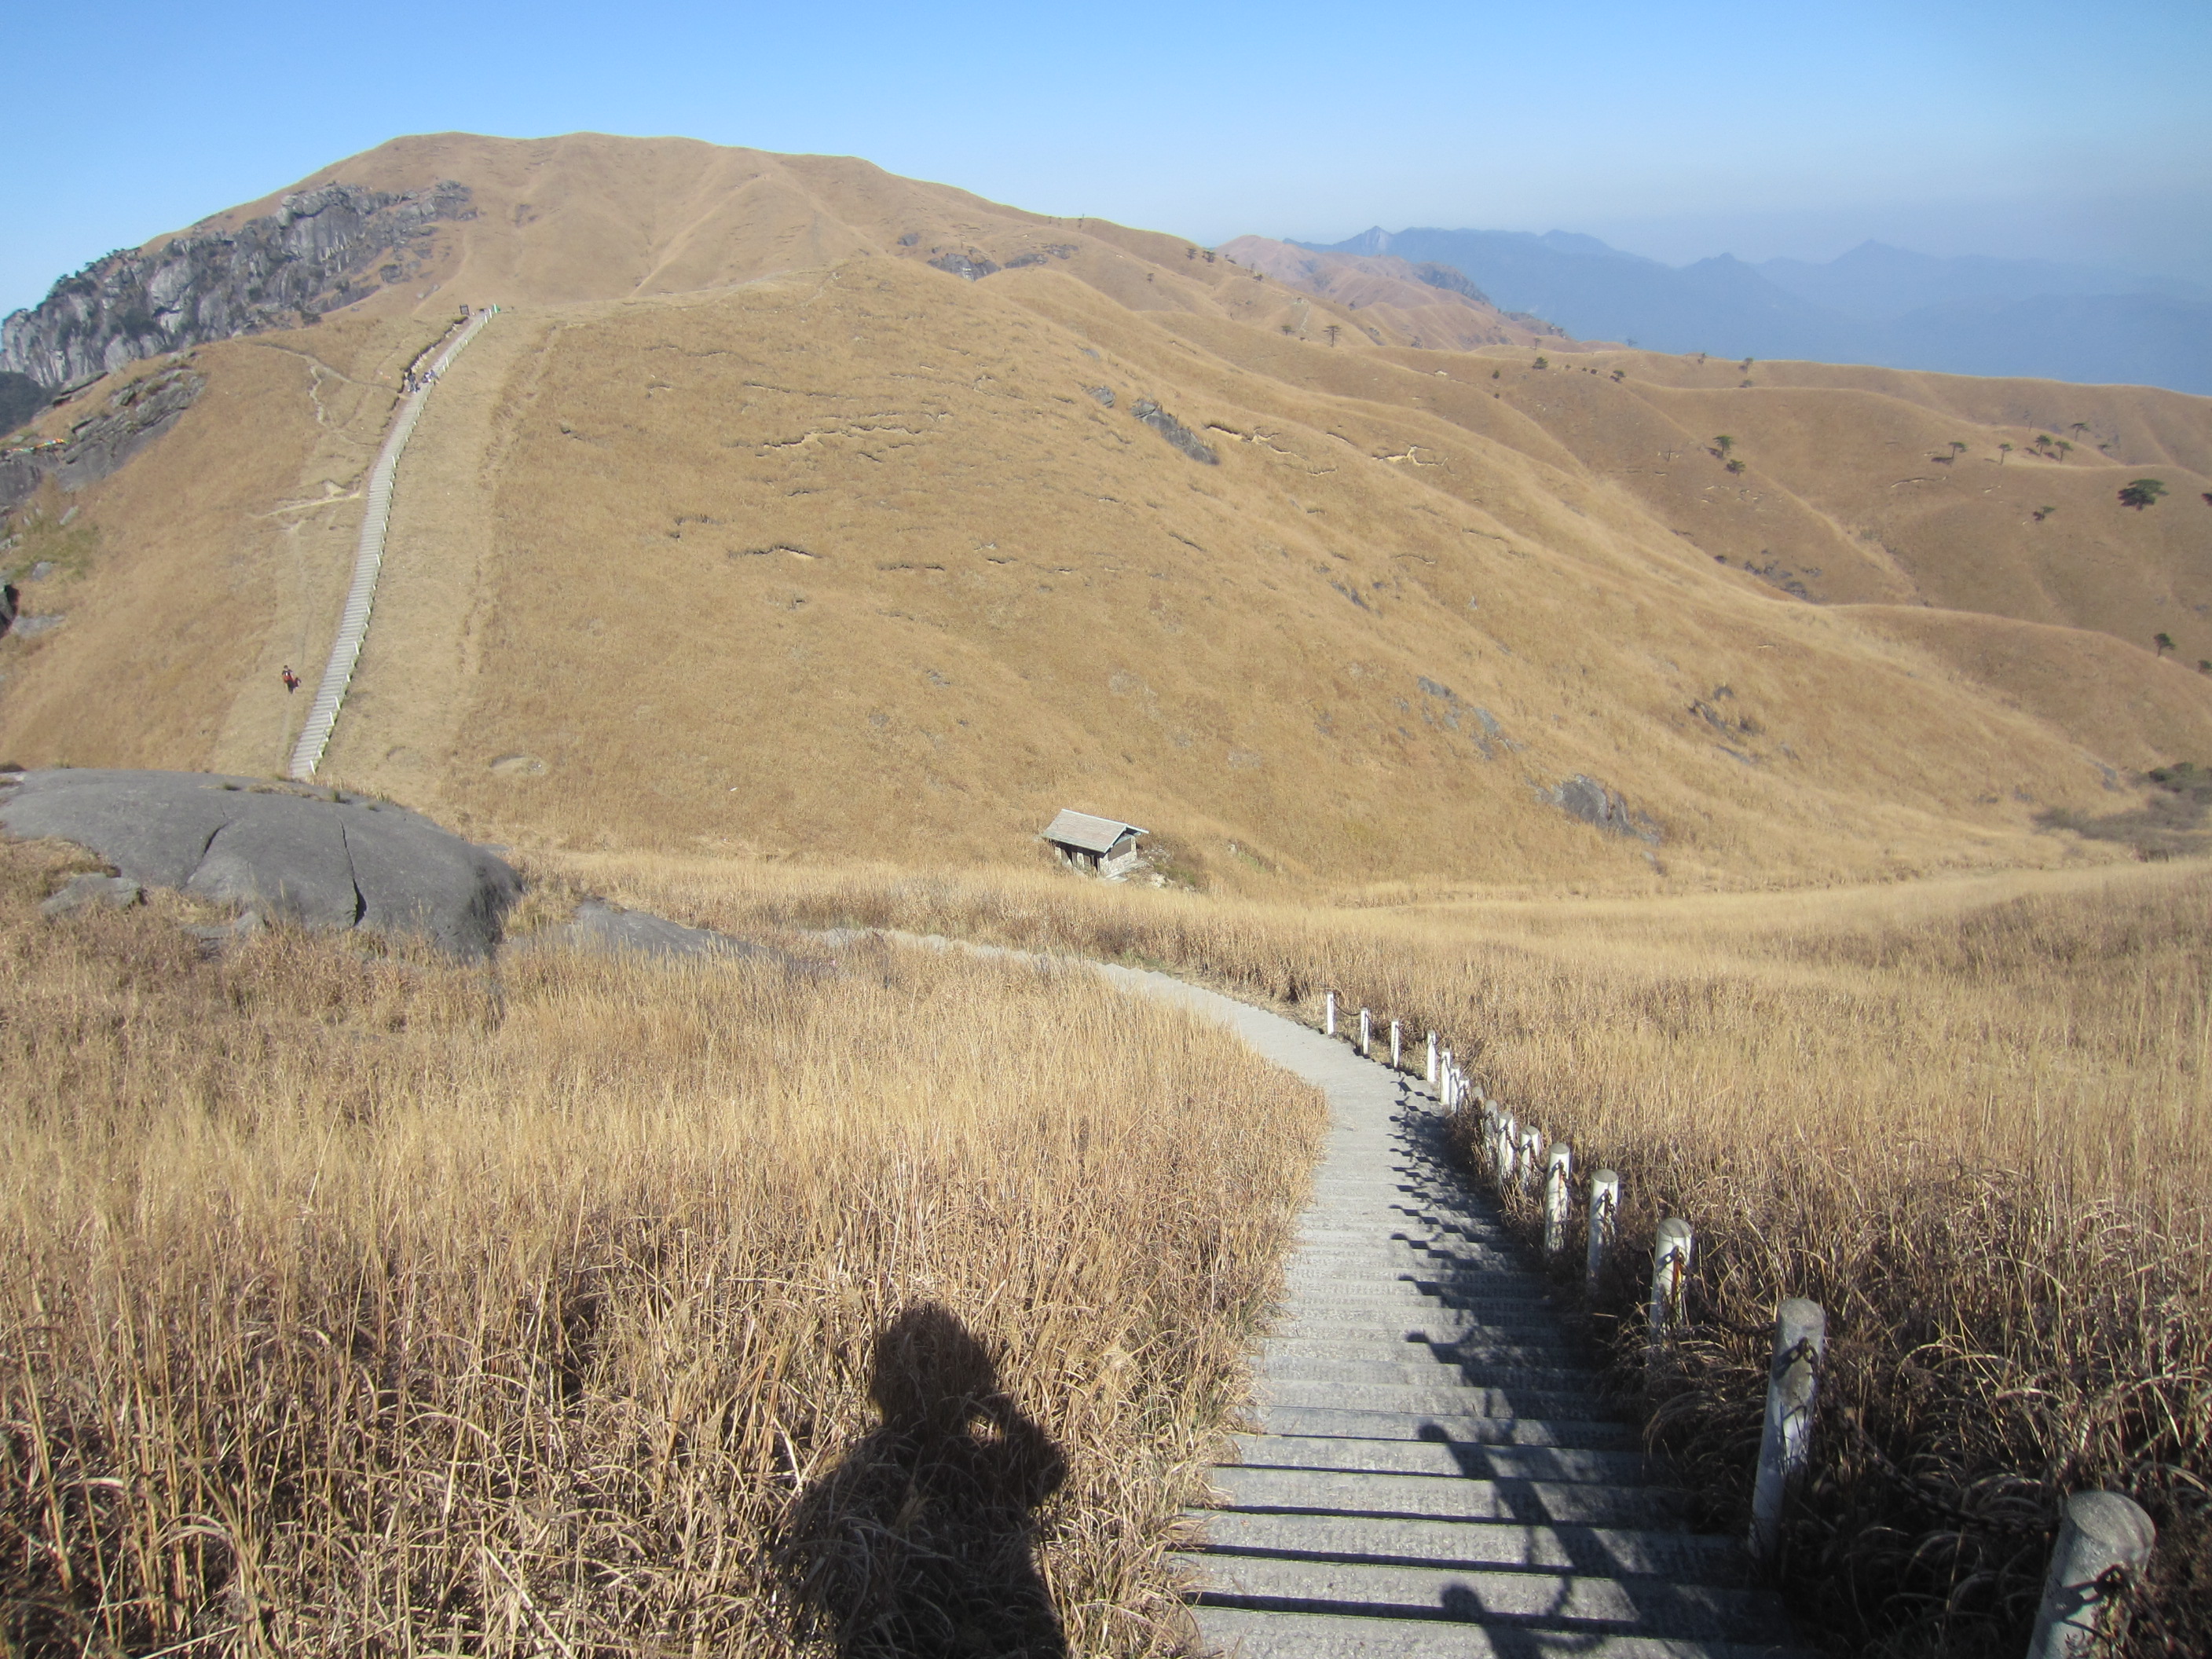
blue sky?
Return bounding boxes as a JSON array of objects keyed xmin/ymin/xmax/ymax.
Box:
[{"xmin": 5, "ymin": 0, "xmax": 2208, "ymax": 317}]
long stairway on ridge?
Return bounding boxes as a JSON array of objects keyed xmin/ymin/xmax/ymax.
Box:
[{"xmin": 1153, "ymin": 1005, "xmax": 1808, "ymax": 1657}]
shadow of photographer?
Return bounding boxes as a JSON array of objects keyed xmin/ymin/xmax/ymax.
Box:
[{"xmin": 788, "ymin": 1302, "xmax": 1068, "ymax": 1657}]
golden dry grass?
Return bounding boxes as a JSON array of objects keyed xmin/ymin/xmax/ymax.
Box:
[
  {"xmin": 553, "ymin": 848, "xmax": 2212, "ymax": 1655},
  {"xmin": 0, "ymin": 838, "xmax": 1324, "ymax": 1656}
]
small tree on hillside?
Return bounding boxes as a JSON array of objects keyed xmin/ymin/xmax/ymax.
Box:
[
  {"xmin": 1998, "ymin": 442, "xmax": 2014, "ymax": 464},
  {"xmin": 1533, "ymin": 356, "xmax": 1550, "ymax": 369},
  {"xmin": 2031, "ymin": 505, "xmax": 2057, "ymax": 522},
  {"xmin": 1324, "ymin": 324, "xmax": 1341, "ymax": 347},
  {"xmin": 2198, "ymin": 660, "xmax": 2210, "ymax": 675},
  {"xmin": 2154, "ymin": 632, "xmax": 2174, "ymax": 657},
  {"xmin": 2119, "ymin": 478, "xmax": 2168, "ymax": 510},
  {"xmin": 1712, "ymin": 435, "xmax": 1735, "ymax": 460}
]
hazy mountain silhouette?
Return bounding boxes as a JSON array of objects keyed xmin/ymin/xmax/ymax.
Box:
[{"xmin": 1306, "ymin": 229, "xmax": 2212, "ymax": 392}]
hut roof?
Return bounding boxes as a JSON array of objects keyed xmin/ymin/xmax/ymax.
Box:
[{"xmin": 1042, "ymin": 809, "xmax": 1147, "ymax": 854}]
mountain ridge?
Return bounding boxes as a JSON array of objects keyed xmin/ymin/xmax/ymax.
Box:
[{"xmin": 1299, "ymin": 226, "xmax": 2212, "ymax": 393}]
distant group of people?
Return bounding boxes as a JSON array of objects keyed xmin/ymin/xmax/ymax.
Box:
[{"xmin": 398, "ymin": 303, "xmax": 500, "ymax": 394}]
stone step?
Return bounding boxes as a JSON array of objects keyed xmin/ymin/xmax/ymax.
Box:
[
  {"xmin": 1188, "ymin": 1605, "xmax": 1808, "ymax": 1659},
  {"xmin": 1261, "ymin": 1355, "xmax": 1608, "ymax": 1399},
  {"xmin": 1231, "ymin": 1433, "xmax": 1652, "ymax": 1485},
  {"xmin": 1188, "ymin": 1509, "xmax": 1744, "ymax": 1579},
  {"xmin": 1181, "ymin": 1554, "xmax": 1788, "ymax": 1641},
  {"xmin": 1262, "ymin": 1335, "xmax": 1588, "ymax": 1368},
  {"xmin": 1207, "ymin": 1466, "xmax": 1686, "ymax": 1527},
  {"xmin": 1254, "ymin": 1404, "xmax": 1639, "ymax": 1449},
  {"xmin": 1277, "ymin": 1305, "xmax": 1579, "ymax": 1335},
  {"xmin": 1284, "ymin": 1288, "xmax": 1569, "ymax": 1319},
  {"xmin": 1258, "ymin": 1378, "xmax": 1610, "ymax": 1421}
]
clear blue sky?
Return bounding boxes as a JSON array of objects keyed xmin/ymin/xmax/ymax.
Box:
[{"xmin": 5, "ymin": 0, "xmax": 2208, "ymax": 317}]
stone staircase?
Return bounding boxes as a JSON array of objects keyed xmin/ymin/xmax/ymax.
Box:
[
  {"xmin": 288, "ymin": 307, "xmax": 494, "ymax": 782},
  {"xmin": 1174, "ymin": 1049, "xmax": 1807, "ymax": 1657}
]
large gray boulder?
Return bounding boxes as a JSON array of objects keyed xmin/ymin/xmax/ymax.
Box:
[{"xmin": 0, "ymin": 768, "xmax": 519, "ymax": 958}]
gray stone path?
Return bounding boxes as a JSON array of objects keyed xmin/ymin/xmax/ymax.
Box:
[
  {"xmin": 288, "ymin": 308, "xmax": 493, "ymax": 782},
  {"xmin": 1085, "ymin": 963, "xmax": 1804, "ymax": 1658}
]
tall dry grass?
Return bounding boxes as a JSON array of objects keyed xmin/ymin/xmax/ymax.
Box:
[
  {"xmin": 0, "ymin": 840, "xmax": 1323, "ymax": 1656},
  {"xmin": 571, "ymin": 850, "xmax": 2212, "ymax": 1657}
]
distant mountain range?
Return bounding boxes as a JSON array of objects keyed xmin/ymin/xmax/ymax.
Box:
[{"xmin": 1302, "ymin": 229, "xmax": 2212, "ymax": 394}]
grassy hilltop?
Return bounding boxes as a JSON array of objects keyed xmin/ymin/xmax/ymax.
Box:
[{"xmin": 4, "ymin": 131, "xmax": 2210, "ymax": 889}]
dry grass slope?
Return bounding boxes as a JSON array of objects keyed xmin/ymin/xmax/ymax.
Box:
[
  {"xmin": 0, "ymin": 839, "xmax": 1323, "ymax": 1656},
  {"xmin": 3, "ymin": 133, "xmax": 2210, "ymax": 893},
  {"xmin": 555, "ymin": 848, "xmax": 2212, "ymax": 1657}
]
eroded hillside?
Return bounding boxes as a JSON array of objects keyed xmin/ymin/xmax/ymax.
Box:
[{"xmin": 4, "ymin": 133, "xmax": 2210, "ymax": 891}]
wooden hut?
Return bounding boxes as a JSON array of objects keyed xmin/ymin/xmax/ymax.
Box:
[{"xmin": 1042, "ymin": 809, "xmax": 1148, "ymax": 877}]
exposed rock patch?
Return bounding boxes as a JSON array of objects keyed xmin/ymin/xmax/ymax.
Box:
[
  {"xmin": 1, "ymin": 181, "xmax": 473, "ymax": 386},
  {"xmin": 1539, "ymin": 773, "xmax": 1664, "ymax": 843},
  {"xmin": 927, "ymin": 250, "xmax": 999, "ymax": 282},
  {"xmin": 1131, "ymin": 399, "xmax": 1218, "ymax": 464},
  {"xmin": 39, "ymin": 872, "xmax": 141, "ymax": 917},
  {"xmin": 0, "ymin": 366, "xmax": 203, "ymax": 513},
  {"xmin": 0, "ymin": 372, "xmax": 42, "ymax": 438},
  {"xmin": 0, "ymin": 768, "xmax": 519, "ymax": 958}
]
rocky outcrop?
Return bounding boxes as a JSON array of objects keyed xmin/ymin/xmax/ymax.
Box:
[
  {"xmin": 0, "ymin": 372, "xmax": 42, "ymax": 438},
  {"xmin": 1540, "ymin": 773, "xmax": 1664, "ymax": 843},
  {"xmin": 1, "ymin": 181, "xmax": 474, "ymax": 387},
  {"xmin": 1130, "ymin": 399, "xmax": 1218, "ymax": 464},
  {"xmin": 0, "ymin": 768, "xmax": 520, "ymax": 958},
  {"xmin": 0, "ymin": 365, "xmax": 203, "ymax": 514},
  {"xmin": 1412, "ymin": 262, "xmax": 1493, "ymax": 306}
]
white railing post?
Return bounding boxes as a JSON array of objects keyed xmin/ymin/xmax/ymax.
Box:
[
  {"xmin": 1518, "ymin": 1124, "xmax": 1544, "ymax": 1196},
  {"xmin": 1390, "ymin": 1019, "xmax": 1402, "ymax": 1070},
  {"xmin": 1495, "ymin": 1112, "xmax": 1518, "ymax": 1186},
  {"xmin": 1646, "ymin": 1218, "xmax": 1694, "ymax": 1371},
  {"xmin": 1584, "ymin": 1169, "xmax": 1620, "ymax": 1298},
  {"xmin": 1543, "ymin": 1142, "xmax": 1573, "ymax": 1258},
  {"xmin": 2026, "ymin": 1492, "xmax": 2157, "ymax": 1659},
  {"xmin": 1749, "ymin": 1298, "xmax": 1826, "ymax": 1562},
  {"xmin": 1426, "ymin": 1031, "xmax": 1437, "ymax": 1085},
  {"xmin": 1359, "ymin": 1007, "xmax": 1372, "ymax": 1057},
  {"xmin": 1324, "ymin": 991, "xmax": 1336, "ymax": 1037}
]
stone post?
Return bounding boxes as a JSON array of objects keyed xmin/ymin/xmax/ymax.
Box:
[
  {"xmin": 1646, "ymin": 1218, "xmax": 1694, "ymax": 1371},
  {"xmin": 1543, "ymin": 1142, "xmax": 1573, "ymax": 1258},
  {"xmin": 1584, "ymin": 1169, "xmax": 1620, "ymax": 1298},
  {"xmin": 2025, "ymin": 1492, "xmax": 2157, "ymax": 1659},
  {"xmin": 1749, "ymin": 1298, "xmax": 1826, "ymax": 1562}
]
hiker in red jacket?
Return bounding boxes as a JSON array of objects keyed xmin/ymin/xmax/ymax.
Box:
[{"xmin": 281, "ymin": 665, "xmax": 300, "ymax": 694}]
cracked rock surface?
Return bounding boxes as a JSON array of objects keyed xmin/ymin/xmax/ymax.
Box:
[{"xmin": 0, "ymin": 768, "xmax": 518, "ymax": 958}]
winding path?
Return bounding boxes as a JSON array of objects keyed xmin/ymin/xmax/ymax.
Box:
[
  {"xmin": 1084, "ymin": 963, "xmax": 1805, "ymax": 1658},
  {"xmin": 287, "ymin": 310, "xmax": 494, "ymax": 782}
]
